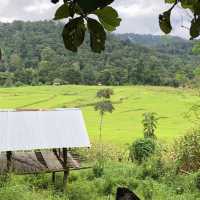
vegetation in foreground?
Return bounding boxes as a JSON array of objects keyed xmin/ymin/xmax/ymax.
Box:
[{"xmin": 1, "ymin": 129, "xmax": 200, "ymax": 200}]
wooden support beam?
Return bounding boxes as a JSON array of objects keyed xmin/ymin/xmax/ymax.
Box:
[
  {"xmin": 9, "ymin": 166, "xmax": 91, "ymax": 176},
  {"xmin": 6, "ymin": 151, "xmax": 12, "ymax": 172},
  {"xmin": 52, "ymin": 172, "xmax": 56, "ymax": 184},
  {"xmin": 63, "ymin": 148, "xmax": 69, "ymax": 192}
]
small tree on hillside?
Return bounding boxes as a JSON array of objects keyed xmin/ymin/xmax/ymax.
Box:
[
  {"xmin": 129, "ymin": 112, "xmax": 158, "ymax": 163},
  {"xmin": 142, "ymin": 112, "xmax": 158, "ymax": 139}
]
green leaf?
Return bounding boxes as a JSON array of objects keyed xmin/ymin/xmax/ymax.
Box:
[
  {"xmin": 97, "ymin": 0, "xmax": 114, "ymax": 9},
  {"xmin": 159, "ymin": 9, "xmax": 172, "ymax": 34},
  {"xmin": 77, "ymin": 0, "xmax": 99, "ymax": 13},
  {"xmin": 54, "ymin": 3, "xmax": 70, "ymax": 20},
  {"xmin": 87, "ymin": 18, "xmax": 106, "ymax": 53},
  {"xmin": 0, "ymin": 48, "xmax": 1, "ymax": 60},
  {"xmin": 69, "ymin": 3, "xmax": 76, "ymax": 18},
  {"xmin": 190, "ymin": 18, "xmax": 200, "ymax": 39},
  {"xmin": 194, "ymin": 1, "xmax": 200, "ymax": 15},
  {"xmin": 62, "ymin": 17, "xmax": 86, "ymax": 52},
  {"xmin": 181, "ymin": 0, "xmax": 194, "ymax": 9},
  {"xmin": 95, "ymin": 6, "xmax": 121, "ymax": 32},
  {"xmin": 77, "ymin": 0, "xmax": 114, "ymax": 13}
]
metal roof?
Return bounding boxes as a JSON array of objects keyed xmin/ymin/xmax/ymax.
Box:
[{"xmin": 0, "ymin": 109, "xmax": 90, "ymax": 152}]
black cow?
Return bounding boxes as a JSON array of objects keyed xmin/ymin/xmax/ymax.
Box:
[{"xmin": 116, "ymin": 187, "xmax": 141, "ymax": 200}]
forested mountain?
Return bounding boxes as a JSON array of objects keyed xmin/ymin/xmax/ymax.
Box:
[
  {"xmin": 117, "ymin": 33, "xmax": 194, "ymax": 55},
  {"xmin": 0, "ymin": 20, "xmax": 199, "ymax": 87}
]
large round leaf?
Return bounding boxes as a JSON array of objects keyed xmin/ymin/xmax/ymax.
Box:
[
  {"xmin": 77, "ymin": 0, "xmax": 114, "ymax": 13},
  {"xmin": 190, "ymin": 18, "xmax": 200, "ymax": 39},
  {"xmin": 62, "ymin": 17, "xmax": 86, "ymax": 52},
  {"xmin": 54, "ymin": 3, "xmax": 70, "ymax": 20},
  {"xmin": 159, "ymin": 10, "xmax": 172, "ymax": 34},
  {"xmin": 97, "ymin": 0, "xmax": 114, "ymax": 9},
  {"xmin": 87, "ymin": 18, "xmax": 106, "ymax": 53},
  {"xmin": 77, "ymin": 0, "xmax": 99, "ymax": 13},
  {"xmin": 95, "ymin": 6, "xmax": 121, "ymax": 32}
]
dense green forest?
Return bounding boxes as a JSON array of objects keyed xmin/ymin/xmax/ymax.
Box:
[{"xmin": 0, "ymin": 20, "xmax": 199, "ymax": 87}]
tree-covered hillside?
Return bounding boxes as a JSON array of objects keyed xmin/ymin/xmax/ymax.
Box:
[
  {"xmin": 0, "ymin": 21, "xmax": 199, "ymax": 87},
  {"xmin": 117, "ymin": 33, "xmax": 194, "ymax": 55}
]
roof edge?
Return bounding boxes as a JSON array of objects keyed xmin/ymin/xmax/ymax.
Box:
[{"xmin": 0, "ymin": 108, "xmax": 81, "ymax": 112}]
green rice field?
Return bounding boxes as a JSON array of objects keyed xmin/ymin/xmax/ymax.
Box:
[{"xmin": 0, "ymin": 85, "xmax": 199, "ymax": 145}]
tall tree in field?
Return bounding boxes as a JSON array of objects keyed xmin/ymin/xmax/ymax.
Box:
[
  {"xmin": 94, "ymin": 88, "xmax": 114, "ymax": 176},
  {"xmin": 95, "ymin": 88, "xmax": 114, "ymax": 144}
]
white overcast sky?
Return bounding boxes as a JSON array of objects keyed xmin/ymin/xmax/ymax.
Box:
[{"xmin": 0, "ymin": 0, "xmax": 192, "ymax": 38}]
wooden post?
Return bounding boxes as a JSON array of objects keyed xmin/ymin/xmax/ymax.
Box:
[
  {"xmin": 63, "ymin": 148, "xmax": 69, "ymax": 192},
  {"xmin": 6, "ymin": 151, "xmax": 12, "ymax": 172},
  {"xmin": 52, "ymin": 148, "xmax": 56, "ymax": 185},
  {"xmin": 52, "ymin": 172, "xmax": 56, "ymax": 184}
]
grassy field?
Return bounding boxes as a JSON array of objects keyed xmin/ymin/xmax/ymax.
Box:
[{"xmin": 0, "ymin": 85, "xmax": 199, "ymax": 145}]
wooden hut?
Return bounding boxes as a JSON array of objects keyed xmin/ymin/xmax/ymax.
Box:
[{"xmin": 0, "ymin": 108, "xmax": 90, "ymax": 190}]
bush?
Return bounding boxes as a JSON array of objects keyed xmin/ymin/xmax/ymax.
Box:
[
  {"xmin": 139, "ymin": 156, "xmax": 165, "ymax": 180},
  {"xmin": 129, "ymin": 138, "xmax": 156, "ymax": 163},
  {"xmin": 68, "ymin": 181, "xmax": 98, "ymax": 200},
  {"xmin": 174, "ymin": 128, "xmax": 200, "ymax": 172}
]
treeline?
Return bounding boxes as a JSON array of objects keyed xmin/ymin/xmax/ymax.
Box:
[{"xmin": 0, "ymin": 20, "xmax": 199, "ymax": 87}]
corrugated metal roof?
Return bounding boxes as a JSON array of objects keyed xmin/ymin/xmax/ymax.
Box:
[{"xmin": 0, "ymin": 108, "xmax": 90, "ymax": 152}]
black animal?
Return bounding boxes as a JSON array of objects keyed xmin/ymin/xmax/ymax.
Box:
[{"xmin": 116, "ymin": 187, "xmax": 141, "ymax": 200}]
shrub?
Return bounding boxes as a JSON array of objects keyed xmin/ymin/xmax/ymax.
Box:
[
  {"xmin": 139, "ymin": 156, "xmax": 165, "ymax": 180},
  {"xmin": 129, "ymin": 138, "xmax": 156, "ymax": 163},
  {"xmin": 174, "ymin": 128, "xmax": 200, "ymax": 172},
  {"xmin": 68, "ymin": 181, "xmax": 98, "ymax": 200}
]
